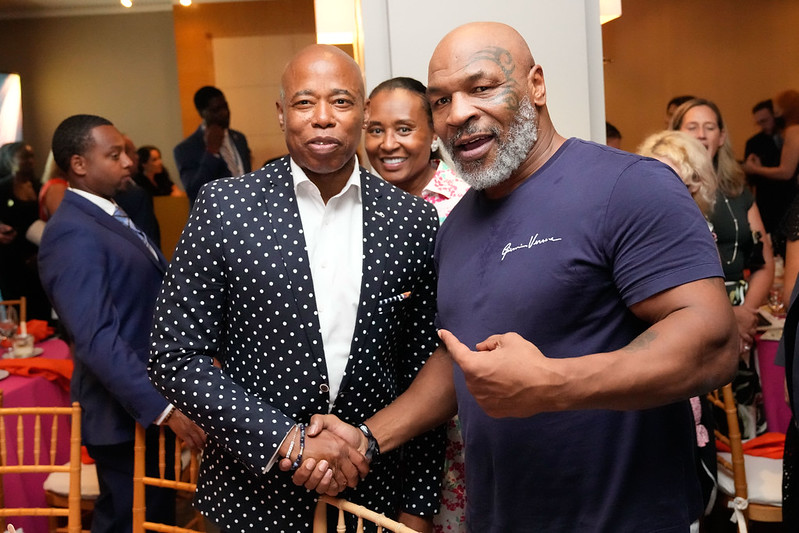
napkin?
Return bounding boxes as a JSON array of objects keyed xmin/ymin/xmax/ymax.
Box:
[
  {"xmin": 0, "ymin": 319, "xmax": 54, "ymax": 348},
  {"xmin": 716, "ymin": 431, "xmax": 785, "ymax": 459},
  {"xmin": 24, "ymin": 319, "xmax": 55, "ymax": 342},
  {"xmin": 0, "ymin": 357, "xmax": 73, "ymax": 391}
]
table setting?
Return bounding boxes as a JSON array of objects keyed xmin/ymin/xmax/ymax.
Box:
[{"xmin": 0, "ymin": 320, "xmax": 73, "ymax": 533}]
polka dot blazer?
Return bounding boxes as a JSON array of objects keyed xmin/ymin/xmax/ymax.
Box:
[{"xmin": 149, "ymin": 157, "xmax": 446, "ymax": 531}]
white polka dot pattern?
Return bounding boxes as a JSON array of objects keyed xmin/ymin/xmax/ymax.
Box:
[{"xmin": 148, "ymin": 157, "xmax": 446, "ymax": 531}]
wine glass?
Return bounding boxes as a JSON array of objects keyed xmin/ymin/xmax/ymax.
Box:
[
  {"xmin": 767, "ymin": 288, "xmax": 785, "ymax": 317},
  {"xmin": 0, "ymin": 305, "xmax": 18, "ymax": 355}
]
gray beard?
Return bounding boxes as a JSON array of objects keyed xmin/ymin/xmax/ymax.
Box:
[{"xmin": 449, "ymin": 96, "xmax": 538, "ymax": 190}]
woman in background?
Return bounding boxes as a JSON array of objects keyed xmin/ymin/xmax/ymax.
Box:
[
  {"xmin": 672, "ymin": 98, "xmax": 774, "ymax": 439},
  {"xmin": 365, "ymin": 77, "xmax": 469, "ymax": 224},
  {"xmin": 365, "ymin": 76, "xmax": 469, "ymax": 533},
  {"xmin": 38, "ymin": 150, "xmax": 68, "ymax": 221},
  {"xmin": 135, "ymin": 145, "xmax": 184, "ymax": 197},
  {"xmin": 639, "ymin": 129, "xmax": 719, "ymax": 516},
  {"xmin": 747, "ymin": 90, "xmax": 799, "ymax": 302},
  {"xmin": 638, "ymin": 130, "xmax": 717, "ymax": 219}
]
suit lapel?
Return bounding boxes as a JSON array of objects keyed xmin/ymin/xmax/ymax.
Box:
[
  {"xmin": 262, "ymin": 160, "xmax": 327, "ymax": 375},
  {"xmin": 67, "ymin": 192, "xmax": 167, "ymax": 273},
  {"xmin": 337, "ymin": 171, "xmax": 390, "ymax": 395}
]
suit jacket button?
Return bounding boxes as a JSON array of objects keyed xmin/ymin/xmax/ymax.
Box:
[{"xmin": 319, "ymin": 384, "xmax": 329, "ymax": 393}]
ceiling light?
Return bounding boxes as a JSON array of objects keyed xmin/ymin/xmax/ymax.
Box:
[
  {"xmin": 121, "ymin": 0, "xmax": 132, "ymax": 7},
  {"xmin": 180, "ymin": 0, "xmax": 192, "ymax": 5},
  {"xmin": 314, "ymin": 0, "xmax": 356, "ymax": 44}
]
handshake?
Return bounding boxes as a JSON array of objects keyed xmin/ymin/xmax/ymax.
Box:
[{"xmin": 277, "ymin": 414, "xmax": 372, "ymax": 496}]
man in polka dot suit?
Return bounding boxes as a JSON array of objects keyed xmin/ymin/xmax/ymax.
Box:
[{"xmin": 149, "ymin": 45, "xmax": 445, "ymax": 532}]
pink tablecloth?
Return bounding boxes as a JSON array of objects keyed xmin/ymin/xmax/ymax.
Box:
[
  {"xmin": 755, "ymin": 336, "xmax": 792, "ymax": 434},
  {"xmin": 0, "ymin": 338, "xmax": 71, "ymax": 533}
]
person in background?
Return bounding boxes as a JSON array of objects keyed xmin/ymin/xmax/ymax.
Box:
[
  {"xmin": 365, "ymin": 76, "xmax": 470, "ymax": 222},
  {"xmin": 605, "ymin": 121, "xmax": 622, "ymax": 149},
  {"xmin": 665, "ymin": 94, "xmax": 696, "ymax": 127},
  {"xmin": 115, "ymin": 136, "xmax": 161, "ymax": 247},
  {"xmin": 173, "ymin": 86, "xmax": 252, "ymax": 205},
  {"xmin": 638, "ymin": 130, "xmax": 717, "ymax": 219},
  {"xmin": 39, "ymin": 114, "xmax": 204, "ymax": 533},
  {"xmin": 744, "ymin": 98, "xmax": 792, "ymax": 252},
  {"xmin": 294, "ymin": 22, "xmax": 738, "ymax": 532},
  {"xmin": 0, "ymin": 141, "xmax": 51, "ymax": 321},
  {"xmin": 672, "ymin": 98, "xmax": 774, "ymax": 439},
  {"xmin": 638, "ymin": 128, "xmax": 720, "ymax": 516},
  {"xmin": 149, "ymin": 45, "xmax": 445, "ymax": 532},
  {"xmin": 364, "ymin": 75, "xmax": 469, "ymax": 532},
  {"xmin": 39, "ymin": 150, "xmax": 69, "ymax": 222},
  {"xmin": 746, "ymin": 90, "xmax": 799, "ymax": 260},
  {"xmin": 135, "ymin": 145, "xmax": 184, "ymax": 197}
]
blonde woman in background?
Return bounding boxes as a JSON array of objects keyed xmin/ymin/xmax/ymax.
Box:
[
  {"xmin": 638, "ymin": 130, "xmax": 717, "ymax": 219},
  {"xmin": 639, "ymin": 129, "xmax": 720, "ymax": 516}
]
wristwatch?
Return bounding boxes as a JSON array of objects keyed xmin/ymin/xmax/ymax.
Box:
[{"xmin": 358, "ymin": 423, "xmax": 380, "ymax": 462}]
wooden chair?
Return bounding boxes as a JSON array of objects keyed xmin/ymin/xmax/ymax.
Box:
[
  {"xmin": 132, "ymin": 423, "xmax": 204, "ymax": 533},
  {"xmin": 312, "ymin": 495, "xmax": 421, "ymax": 533},
  {"xmin": 0, "ymin": 296, "xmax": 26, "ymax": 323},
  {"xmin": 0, "ymin": 296, "xmax": 26, "ymax": 339},
  {"xmin": 43, "ymin": 451, "xmax": 99, "ymax": 532},
  {"xmin": 708, "ymin": 382, "xmax": 783, "ymax": 530},
  {"xmin": 0, "ymin": 390, "xmax": 83, "ymax": 533}
]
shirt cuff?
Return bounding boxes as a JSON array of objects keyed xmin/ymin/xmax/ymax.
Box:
[
  {"xmin": 154, "ymin": 404, "xmax": 174, "ymax": 426},
  {"xmin": 263, "ymin": 425, "xmax": 295, "ymax": 473}
]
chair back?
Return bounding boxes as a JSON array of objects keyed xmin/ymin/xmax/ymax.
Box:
[
  {"xmin": 0, "ymin": 390, "xmax": 82, "ymax": 533},
  {"xmin": 312, "ymin": 495, "xmax": 421, "ymax": 533},
  {"xmin": 707, "ymin": 382, "xmax": 782, "ymax": 527},
  {"xmin": 132, "ymin": 423, "xmax": 204, "ymax": 533},
  {"xmin": 0, "ymin": 296, "xmax": 26, "ymax": 334}
]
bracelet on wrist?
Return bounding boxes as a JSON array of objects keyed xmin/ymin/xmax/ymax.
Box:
[
  {"xmin": 358, "ymin": 423, "xmax": 380, "ymax": 462},
  {"xmin": 291, "ymin": 423, "xmax": 306, "ymax": 470},
  {"xmin": 285, "ymin": 424, "xmax": 299, "ymax": 462},
  {"xmin": 161, "ymin": 405, "xmax": 176, "ymax": 425}
]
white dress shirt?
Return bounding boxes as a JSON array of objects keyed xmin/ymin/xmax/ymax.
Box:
[{"xmin": 290, "ymin": 157, "xmax": 363, "ymax": 407}]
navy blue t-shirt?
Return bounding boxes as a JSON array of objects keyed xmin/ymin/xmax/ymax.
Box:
[{"xmin": 435, "ymin": 139, "xmax": 723, "ymax": 532}]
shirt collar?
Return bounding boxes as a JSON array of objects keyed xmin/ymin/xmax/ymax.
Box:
[
  {"xmin": 290, "ymin": 156, "xmax": 362, "ymax": 202},
  {"xmin": 68, "ymin": 187, "xmax": 117, "ymax": 216}
]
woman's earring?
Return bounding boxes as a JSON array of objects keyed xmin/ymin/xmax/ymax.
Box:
[{"xmin": 431, "ymin": 139, "xmax": 440, "ymax": 152}]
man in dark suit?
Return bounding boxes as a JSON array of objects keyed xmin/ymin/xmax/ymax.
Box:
[
  {"xmin": 39, "ymin": 114, "xmax": 204, "ymax": 533},
  {"xmin": 173, "ymin": 86, "xmax": 252, "ymax": 205},
  {"xmin": 149, "ymin": 45, "xmax": 445, "ymax": 532}
]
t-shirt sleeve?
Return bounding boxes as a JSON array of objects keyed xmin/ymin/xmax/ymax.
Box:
[{"xmin": 605, "ymin": 159, "xmax": 724, "ymax": 307}]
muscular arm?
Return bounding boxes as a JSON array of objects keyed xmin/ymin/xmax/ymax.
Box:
[
  {"xmin": 365, "ymin": 345, "xmax": 457, "ymax": 454},
  {"xmin": 441, "ymin": 277, "xmax": 738, "ymax": 418}
]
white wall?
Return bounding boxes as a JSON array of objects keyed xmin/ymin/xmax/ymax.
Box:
[{"xmin": 360, "ymin": 0, "xmax": 606, "ymax": 142}]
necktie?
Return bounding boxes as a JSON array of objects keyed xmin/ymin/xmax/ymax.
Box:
[{"xmin": 112, "ymin": 206, "xmax": 159, "ymax": 260}]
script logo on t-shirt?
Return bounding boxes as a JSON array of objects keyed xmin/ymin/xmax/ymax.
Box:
[{"xmin": 501, "ymin": 233, "xmax": 562, "ymax": 261}]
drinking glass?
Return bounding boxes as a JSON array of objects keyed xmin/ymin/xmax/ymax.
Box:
[{"xmin": 0, "ymin": 305, "xmax": 18, "ymax": 355}]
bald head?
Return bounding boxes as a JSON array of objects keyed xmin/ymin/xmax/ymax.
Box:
[
  {"xmin": 281, "ymin": 44, "xmax": 364, "ymax": 103},
  {"xmin": 276, "ymin": 44, "xmax": 366, "ymax": 197},
  {"xmin": 426, "ymin": 22, "xmax": 552, "ymax": 195},
  {"xmin": 429, "ymin": 22, "xmax": 535, "ymax": 82}
]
